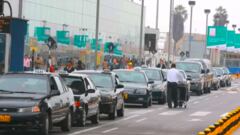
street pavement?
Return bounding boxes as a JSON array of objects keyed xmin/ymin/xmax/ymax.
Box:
[{"xmin": 1, "ymin": 80, "xmax": 240, "ymax": 135}]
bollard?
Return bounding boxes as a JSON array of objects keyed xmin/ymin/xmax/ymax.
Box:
[
  {"xmin": 208, "ymin": 125, "xmax": 216, "ymax": 135},
  {"xmin": 204, "ymin": 128, "xmax": 211, "ymax": 135},
  {"xmin": 214, "ymin": 122, "xmax": 220, "ymax": 135},
  {"xmin": 198, "ymin": 132, "xmax": 205, "ymax": 135}
]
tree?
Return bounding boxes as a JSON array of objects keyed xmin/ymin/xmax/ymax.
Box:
[
  {"xmin": 173, "ymin": 5, "xmax": 188, "ymax": 56},
  {"xmin": 213, "ymin": 6, "xmax": 228, "ymax": 26}
]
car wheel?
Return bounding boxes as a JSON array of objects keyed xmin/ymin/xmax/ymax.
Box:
[
  {"xmin": 117, "ymin": 103, "xmax": 124, "ymax": 117},
  {"xmin": 61, "ymin": 111, "xmax": 72, "ymax": 132},
  {"xmin": 91, "ymin": 107, "xmax": 100, "ymax": 124},
  {"xmin": 196, "ymin": 89, "xmax": 203, "ymax": 96},
  {"xmin": 143, "ymin": 101, "xmax": 149, "ymax": 108},
  {"xmin": 77, "ymin": 108, "xmax": 87, "ymax": 127},
  {"xmin": 158, "ymin": 93, "xmax": 166, "ymax": 104},
  {"xmin": 148, "ymin": 98, "xmax": 152, "ymax": 107},
  {"xmin": 108, "ymin": 105, "xmax": 116, "ymax": 120},
  {"xmin": 39, "ymin": 114, "xmax": 50, "ymax": 135}
]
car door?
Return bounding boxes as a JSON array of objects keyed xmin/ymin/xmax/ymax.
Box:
[
  {"xmin": 86, "ymin": 78, "xmax": 100, "ymax": 115},
  {"xmin": 84, "ymin": 77, "xmax": 98, "ymax": 116},
  {"xmin": 48, "ymin": 76, "xmax": 62, "ymax": 122},
  {"xmin": 54, "ymin": 76, "xmax": 69, "ymax": 119},
  {"xmin": 114, "ymin": 75, "xmax": 124, "ymax": 110}
]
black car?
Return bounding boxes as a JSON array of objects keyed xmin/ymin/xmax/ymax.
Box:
[
  {"xmin": 139, "ymin": 67, "xmax": 166, "ymax": 104},
  {"xmin": 114, "ymin": 69, "xmax": 153, "ymax": 108},
  {"xmin": 0, "ymin": 73, "xmax": 75, "ymax": 135},
  {"xmin": 60, "ymin": 73, "xmax": 100, "ymax": 127},
  {"xmin": 74, "ymin": 70, "xmax": 125, "ymax": 120}
]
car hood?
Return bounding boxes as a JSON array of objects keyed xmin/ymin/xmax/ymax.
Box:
[
  {"xmin": 97, "ymin": 88, "xmax": 115, "ymax": 96},
  {"xmin": 0, "ymin": 93, "xmax": 44, "ymax": 108},
  {"xmin": 122, "ymin": 82, "xmax": 148, "ymax": 89},
  {"xmin": 185, "ymin": 72, "xmax": 201, "ymax": 79}
]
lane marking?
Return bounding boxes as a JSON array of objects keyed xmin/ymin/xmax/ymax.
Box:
[
  {"xmin": 68, "ymin": 126, "xmax": 103, "ymax": 135},
  {"xmin": 102, "ymin": 127, "xmax": 118, "ymax": 133},
  {"xmin": 188, "ymin": 118, "xmax": 202, "ymax": 122},
  {"xmin": 190, "ymin": 111, "xmax": 211, "ymax": 117},
  {"xmin": 159, "ymin": 111, "xmax": 183, "ymax": 116},
  {"xmin": 136, "ymin": 118, "xmax": 147, "ymax": 123},
  {"xmin": 193, "ymin": 101, "xmax": 199, "ymax": 104},
  {"xmin": 214, "ymin": 95, "xmax": 219, "ymax": 98},
  {"xmin": 123, "ymin": 114, "xmax": 140, "ymax": 121}
]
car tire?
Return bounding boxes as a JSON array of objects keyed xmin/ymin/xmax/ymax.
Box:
[
  {"xmin": 91, "ymin": 107, "xmax": 100, "ymax": 124},
  {"xmin": 158, "ymin": 93, "xmax": 166, "ymax": 104},
  {"xmin": 109, "ymin": 105, "xmax": 116, "ymax": 120},
  {"xmin": 117, "ymin": 104, "xmax": 124, "ymax": 117},
  {"xmin": 143, "ymin": 102, "xmax": 149, "ymax": 108},
  {"xmin": 148, "ymin": 98, "xmax": 152, "ymax": 107},
  {"xmin": 196, "ymin": 89, "xmax": 203, "ymax": 96},
  {"xmin": 61, "ymin": 111, "xmax": 72, "ymax": 132},
  {"xmin": 77, "ymin": 108, "xmax": 87, "ymax": 127},
  {"xmin": 39, "ymin": 114, "xmax": 50, "ymax": 135}
]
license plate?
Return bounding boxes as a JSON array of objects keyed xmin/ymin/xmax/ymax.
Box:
[
  {"xmin": 138, "ymin": 98, "xmax": 144, "ymax": 101},
  {"xmin": 0, "ymin": 115, "xmax": 11, "ymax": 123},
  {"xmin": 123, "ymin": 93, "xmax": 128, "ymax": 100}
]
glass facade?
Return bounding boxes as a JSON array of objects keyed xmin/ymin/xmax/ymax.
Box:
[{"xmin": 21, "ymin": 0, "xmax": 141, "ymax": 56}]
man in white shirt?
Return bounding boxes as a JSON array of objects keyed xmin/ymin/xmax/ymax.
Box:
[{"xmin": 166, "ymin": 63, "xmax": 184, "ymax": 108}]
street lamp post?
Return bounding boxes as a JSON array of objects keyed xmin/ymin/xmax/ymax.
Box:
[
  {"xmin": 139, "ymin": 0, "xmax": 144, "ymax": 61},
  {"xmin": 167, "ymin": 0, "xmax": 174, "ymax": 63},
  {"xmin": 94, "ymin": 0, "xmax": 100, "ymax": 70},
  {"xmin": 204, "ymin": 9, "xmax": 210, "ymax": 58},
  {"xmin": 188, "ymin": 1, "xmax": 196, "ymax": 58},
  {"xmin": 18, "ymin": 0, "xmax": 23, "ymax": 18}
]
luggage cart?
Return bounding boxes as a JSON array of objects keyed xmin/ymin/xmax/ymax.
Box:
[{"xmin": 177, "ymin": 82, "xmax": 190, "ymax": 109}]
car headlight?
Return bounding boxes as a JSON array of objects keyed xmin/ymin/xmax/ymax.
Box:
[
  {"xmin": 135, "ymin": 89, "xmax": 147, "ymax": 95},
  {"xmin": 18, "ymin": 105, "xmax": 40, "ymax": 113}
]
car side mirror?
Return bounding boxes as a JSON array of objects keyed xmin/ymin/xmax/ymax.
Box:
[
  {"xmin": 116, "ymin": 84, "xmax": 124, "ymax": 89},
  {"xmin": 206, "ymin": 69, "xmax": 210, "ymax": 73},
  {"xmin": 201, "ymin": 69, "xmax": 205, "ymax": 74},
  {"xmin": 163, "ymin": 78, "xmax": 167, "ymax": 82},
  {"xmin": 50, "ymin": 90, "xmax": 60, "ymax": 97},
  {"xmin": 148, "ymin": 81, "xmax": 154, "ymax": 84},
  {"xmin": 187, "ymin": 76, "xmax": 192, "ymax": 81},
  {"xmin": 87, "ymin": 89, "xmax": 95, "ymax": 93}
]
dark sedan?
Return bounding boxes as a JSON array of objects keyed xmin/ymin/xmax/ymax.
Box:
[{"xmin": 114, "ymin": 69, "xmax": 153, "ymax": 108}]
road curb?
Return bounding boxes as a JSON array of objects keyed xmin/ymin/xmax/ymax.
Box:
[{"xmin": 197, "ymin": 107, "xmax": 240, "ymax": 135}]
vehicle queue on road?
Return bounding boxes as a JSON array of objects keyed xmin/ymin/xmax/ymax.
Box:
[{"xmin": 0, "ymin": 59, "xmax": 232, "ymax": 135}]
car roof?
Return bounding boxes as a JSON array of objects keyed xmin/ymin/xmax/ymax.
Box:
[
  {"xmin": 60, "ymin": 73, "xmax": 88, "ymax": 78},
  {"xmin": 176, "ymin": 61, "xmax": 202, "ymax": 66},
  {"xmin": 74, "ymin": 70, "xmax": 116, "ymax": 76}
]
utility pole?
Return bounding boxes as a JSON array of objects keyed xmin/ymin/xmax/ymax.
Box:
[
  {"xmin": 18, "ymin": 0, "xmax": 23, "ymax": 18},
  {"xmin": 156, "ymin": 0, "xmax": 159, "ymax": 29},
  {"xmin": 94, "ymin": 0, "xmax": 100, "ymax": 70},
  {"xmin": 188, "ymin": 1, "xmax": 196, "ymax": 58},
  {"xmin": 167, "ymin": 0, "xmax": 174, "ymax": 63},
  {"xmin": 139, "ymin": 0, "xmax": 144, "ymax": 61}
]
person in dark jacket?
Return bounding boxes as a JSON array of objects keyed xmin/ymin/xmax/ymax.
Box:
[
  {"xmin": 64, "ymin": 61, "xmax": 75, "ymax": 73},
  {"xmin": 76, "ymin": 60, "xmax": 85, "ymax": 70},
  {"xmin": 156, "ymin": 59, "xmax": 166, "ymax": 69}
]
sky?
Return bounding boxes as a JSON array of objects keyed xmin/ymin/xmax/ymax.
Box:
[{"xmin": 143, "ymin": 0, "xmax": 239, "ymax": 34}]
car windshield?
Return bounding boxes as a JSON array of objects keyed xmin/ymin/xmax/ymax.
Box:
[
  {"xmin": 114, "ymin": 71, "xmax": 147, "ymax": 84},
  {"xmin": 143, "ymin": 69, "xmax": 162, "ymax": 81},
  {"xmin": 0, "ymin": 75, "xmax": 48, "ymax": 94},
  {"xmin": 215, "ymin": 69, "xmax": 224, "ymax": 75},
  {"xmin": 85, "ymin": 73, "xmax": 113, "ymax": 89},
  {"xmin": 176, "ymin": 62, "xmax": 201, "ymax": 73},
  {"xmin": 61, "ymin": 76, "xmax": 86, "ymax": 95}
]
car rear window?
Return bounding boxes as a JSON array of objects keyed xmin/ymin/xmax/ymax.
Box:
[{"xmin": 61, "ymin": 76, "xmax": 86, "ymax": 95}]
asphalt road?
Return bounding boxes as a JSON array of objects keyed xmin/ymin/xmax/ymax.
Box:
[{"xmin": 1, "ymin": 80, "xmax": 240, "ymax": 135}]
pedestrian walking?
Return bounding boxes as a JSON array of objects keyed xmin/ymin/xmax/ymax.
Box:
[
  {"xmin": 76, "ymin": 60, "xmax": 85, "ymax": 70},
  {"xmin": 166, "ymin": 63, "xmax": 184, "ymax": 108},
  {"xmin": 23, "ymin": 55, "xmax": 31, "ymax": 71}
]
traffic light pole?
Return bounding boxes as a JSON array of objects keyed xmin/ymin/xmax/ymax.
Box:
[
  {"xmin": 18, "ymin": 0, "xmax": 23, "ymax": 18},
  {"xmin": 94, "ymin": 0, "xmax": 100, "ymax": 70}
]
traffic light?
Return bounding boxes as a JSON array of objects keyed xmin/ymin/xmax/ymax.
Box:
[{"xmin": 46, "ymin": 36, "xmax": 57, "ymax": 50}]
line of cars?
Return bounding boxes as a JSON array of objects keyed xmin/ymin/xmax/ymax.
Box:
[
  {"xmin": 176, "ymin": 59, "xmax": 232, "ymax": 95},
  {"xmin": 0, "ymin": 60, "xmax": 231, "ymax": 135}
]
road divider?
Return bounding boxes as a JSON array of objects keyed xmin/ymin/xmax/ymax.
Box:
[{"xmin": 198, "ymin": 107, "xmax": 240, "ymax": 135}]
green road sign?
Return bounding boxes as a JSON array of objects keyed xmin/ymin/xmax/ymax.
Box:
[
  {"xmin": 234, "ymin": 34, "xmax": 240, "ymax": 49},
  {"xmin": 74, "ymin": 35, "xmax": 88, "ymax": 48},
  {"xmin": 34, "ymin": 27, "xmax": 50, "ymax": 42},
  {"xmin": 207, "ymin": 26, "xmax": 227, "ymax": 47},
  {"xmin": 226, "ymin": 30, "xmax": 235, "ymax": 48},
  {"xmin": 90, "ymin": 39, "xmax": 102, "ymax": 51},
  {"xmin": 114, "ymin": 43, "xmax": 123, "ymax": 56},
  {"xmin": 56, "ymin": 31, "xmax": 70, "ymax": 45}
]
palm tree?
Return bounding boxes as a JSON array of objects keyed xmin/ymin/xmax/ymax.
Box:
[
  {"xmin": 173, "ymin": 5, "xmax": 188, "ymax": 56},
  {"xmin": 213, "ymin": 6, "xmax": 228, "ymax": 26}
]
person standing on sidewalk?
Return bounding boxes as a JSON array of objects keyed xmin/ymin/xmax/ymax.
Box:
[{"xmin": 166, "ymin": 63, "xmax": 183, "ymax": 108}]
